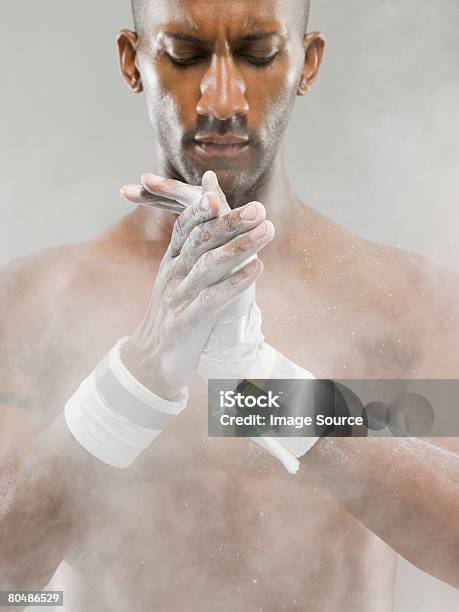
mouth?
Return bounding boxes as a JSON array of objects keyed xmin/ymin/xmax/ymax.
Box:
[{"xmin": 193, "ymin": 134, "xmax": 250, "ymax": 158}]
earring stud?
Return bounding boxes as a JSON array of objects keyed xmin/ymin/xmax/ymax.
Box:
[
  {"xmin": 299, "ymin": 79, "xmax": 309, "ymax": 94},
  {"xmin": 130, "ymin": 76, "xmax": 142, "ymax": 91}
]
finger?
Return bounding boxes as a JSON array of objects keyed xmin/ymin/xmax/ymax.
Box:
[
  {"xmin": 176, "ymin": 221, "xmax": 274, "ymax": 303},
  {"xmin": 170, "ymin": 192, "xmax": 220, "ymax": 258},
  {"xmin": 121, "ymin": 185, "xmax": 185, "ymax": 214},
  {"xmin": 184, "ymin": 258, "xmax": 263, "ymax": 323},
  {"xmin": 179, "ymin": 201, "xmax": 267, "ymax": 270},
  {"xmin": 142, "ymin": 173, "xmax": 201, "ymax": 207},
  {"xmin": 201, "ymin": 170, "xmax": 231, "ymax": 213}
]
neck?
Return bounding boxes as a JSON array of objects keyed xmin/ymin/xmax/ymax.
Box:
[{"xmin": 233, "ymin": 147, "xmax": 303, "ymax": 226}]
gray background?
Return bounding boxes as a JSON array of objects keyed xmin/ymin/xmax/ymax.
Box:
[{"xmin": 0, "ymin": 0, "xmax": 458, "ymax": 609}]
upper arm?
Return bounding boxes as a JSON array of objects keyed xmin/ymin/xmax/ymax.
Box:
[
  {"xmin": 410, "ymin": 263, "xmax": 459, "ymax": 377},
  {"xmin": 0, "ymin": 366, "xmax": 43, "ymax": 460},
  {"xmin": 408, "ymin": 264, "xmax": 459, "ymax": 452},
  {"xmin": 0, "ymin": 259, "xmax": 46, "ymax": 459},
  {"xmin": 0, "ymin": 392, "xmax": 42, "ymax": 460}
]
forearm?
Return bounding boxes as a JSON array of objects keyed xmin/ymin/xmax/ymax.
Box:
[
  {"xmin": 0, "ymin": 414, "xmax": 108, "ymax": 590},
  {"xmin": 304, "ymin": 436, "xmax": 459, "ymax": 587},
  {"xmin": 201, "ymin": 314, "xmax": 459, "ymax": 584}
]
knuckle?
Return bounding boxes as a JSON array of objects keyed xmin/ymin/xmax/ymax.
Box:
[
  {"xmin": 163, "ymin": 287, "xmax": 175, "ymax": 307},
  {"xmin": 232, "ymin": 234, "xmax": 251, "ymax": 255},
  {"xmin": 174, "ymin": 258, "xmax": 189, "ymax": 280},
  {"xmin": 200, "ymin": 287, "xmax": 217, "ymax": 308},
  {"xmin": 176, "ymin": 282, "xmax": 192, "ymax": 305},
  {"xmin": 197, "ymin": 251, "xmax": 214, "ymax": 274},
  {"xmin": 164, "ymin": 312, "xmax": 182, "ymax": 339},
  {"xmin": 174, "ymin": 214, "xmax": 188, "ymax": 239},
  {"xmin": 228, "ymin": 273, "xmax": 242, "ymax": 288},
  {"xmin": 189, "ymin": 225, "xmax": 212, "ymax": 251},
  {"xmin": 222, "ymin": 212, "xmax": 238, "ymax": 233}
]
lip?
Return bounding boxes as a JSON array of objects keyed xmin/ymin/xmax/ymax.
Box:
[
  {"xmin": 193, "ymin": 135, "xmax": 249, "ymax": 158},
  {"xmin": 194, "ymin": 142, "xmax": 249, "ymax": 158},
  {"xmin": 194, "ymin": 133, "xmax": 249, "ymax": 145}
]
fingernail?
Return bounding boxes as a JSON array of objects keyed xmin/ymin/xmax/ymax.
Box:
[
  {"xmin": 240, "ymin": 203, "xmax": 259, "ymax": 221},
  {"xmin": 121, "ymin": 185, "xmax": 138, "ymax": 198},
  {"xmin": 250, "ymin": 221, "xmax": 268, "ymax": 239},
  {"xmin": 201, "ymin": 195, "xmax": 212, "ymax": 211}
]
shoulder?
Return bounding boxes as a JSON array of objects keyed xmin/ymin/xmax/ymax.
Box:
[
  {"xmin": 345, "ymin": 234, "xmax": 459, "ymax": 375},
  {"xmin": 292, "ymin": 206, "xmax": 441, "ymax": 311},
  {"xmin": 396, "ymin": 250, "xmax": 459, "ymax": 375},
  {"xmin": 293, "ymin": 207, "xmax": 459, "ymax": 374},
  {"xmin": 304, "ymin": 208, "xmax": 459, "ymax": 322},
  {"xmin": 0, "ymin": 244, "xmax": 86, "ymax": 374},
  {"xmin": 362, "ymin": 238, "xmax": 458, "ymax": 319},
  {"xmin": 0, "ymin": 244, "xmax": 81, "ymax": 317}
]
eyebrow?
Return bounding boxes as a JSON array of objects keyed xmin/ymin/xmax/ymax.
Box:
[
  {"xmin": 241, "ymin": 32, "xmax": 279, "ymax": 41},
  {"xmin": 163, "ymin": 31, "xmax": 280, "ymax": 44},
  {"xmin": 163, "ymin": 32, "xmax": 202, "ymax": 44}
]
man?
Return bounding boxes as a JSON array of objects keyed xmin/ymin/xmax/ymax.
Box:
[{"xmin": 0, "ymin": 1, "xmax": 458, "ymax": 611}]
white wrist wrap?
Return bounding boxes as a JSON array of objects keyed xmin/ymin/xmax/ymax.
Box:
[
  {"xmin": 65, "ymin": 338, "xmax": 188, "ymax": 468},
  {"xmin": 198, "ymin": 302, "xmax": 319, "ymax": 474}
]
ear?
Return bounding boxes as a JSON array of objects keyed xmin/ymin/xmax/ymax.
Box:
[
  {"xmin": 297, "ymin": 32, "xmax": 325, "ymax": 96},
  {"xmin": 117, "ymin": 29, "xmax": 143, "ymax": 93}
]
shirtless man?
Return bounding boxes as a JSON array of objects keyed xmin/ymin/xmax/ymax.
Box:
[{"xmin": 1, "ymin": 0, "xmax": 458, "ymax": 610}]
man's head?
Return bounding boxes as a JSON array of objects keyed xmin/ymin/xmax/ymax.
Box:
[{"xmin": 119, "ymin": 0, "xmax": 324, "ymax": 200}]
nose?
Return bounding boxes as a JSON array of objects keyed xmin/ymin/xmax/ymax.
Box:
[{"xmin": 196, "ymin": 53, "xmax": 249, "ymax": 121}]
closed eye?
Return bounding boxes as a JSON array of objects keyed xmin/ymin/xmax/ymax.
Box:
[
  {"xmin": 165, "ymin": 51, "xmax": 278, "ymax": 68},
  {"xmin": 167, "ymin": 53, "xmax": 206, "ymax": 67},
  {"xmin": 238, "ymin": 53, "xmax": 278, "ymax": 66}
]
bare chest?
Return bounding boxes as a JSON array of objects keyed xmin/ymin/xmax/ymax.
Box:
[{"xmin": 36, "ymin": 266, "xmax": 398, "ymax": 610}]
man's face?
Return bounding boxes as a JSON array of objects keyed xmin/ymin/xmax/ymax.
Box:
[{"xmin": 130, "ymin": 0, "xmax": 310, "ymax": 199}]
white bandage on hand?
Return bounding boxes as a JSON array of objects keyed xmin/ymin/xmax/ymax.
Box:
[
  {"xmin": 65, "ymin": 338, "xmax": 188, "ymax": 468},
  {"xmin": 198, "ymin": 299, "xmax": 319, "ymax": 474}
]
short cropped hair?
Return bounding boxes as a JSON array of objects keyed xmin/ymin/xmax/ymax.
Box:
[{"xmin": 132, "ymin": 0, "xmax": 310, "ymax": 34}]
